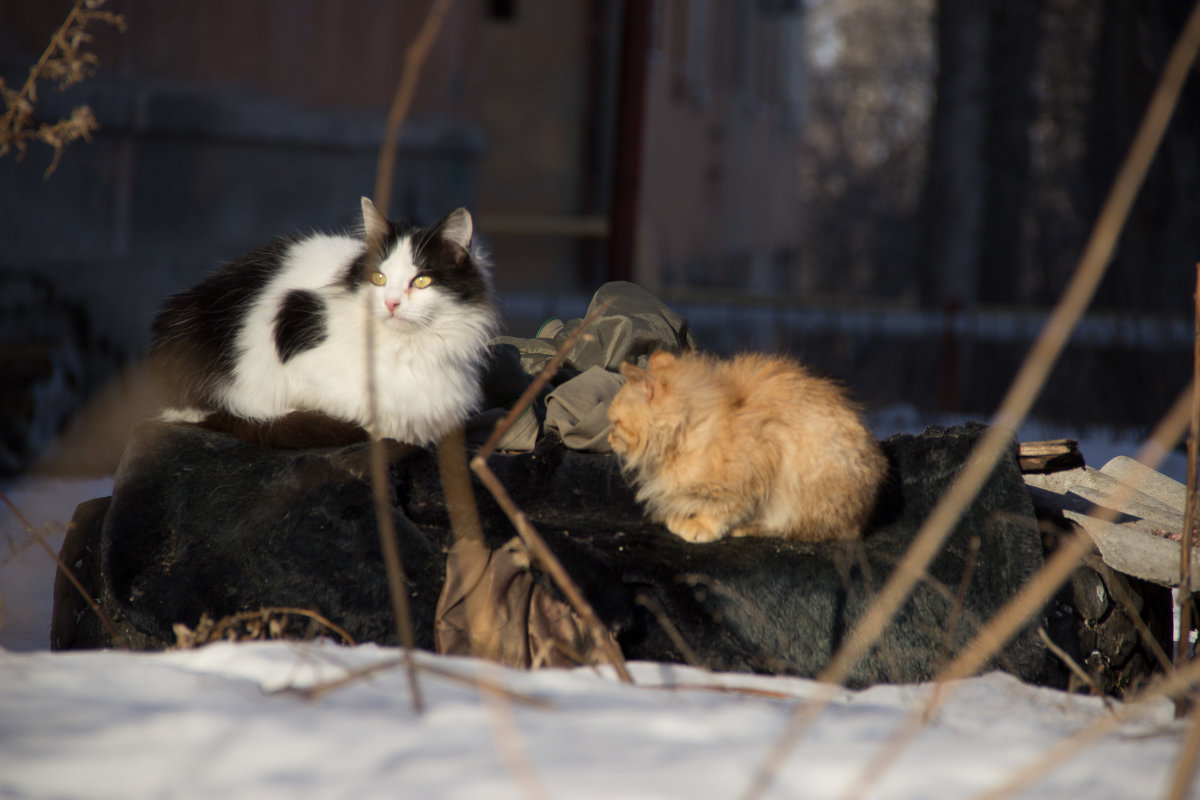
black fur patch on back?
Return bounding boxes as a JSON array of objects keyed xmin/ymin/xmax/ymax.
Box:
[
  {"xmin": 274, "ymin": 289, "xmax": 328, "ymax": 363},
  {"xmin": 149, "ymin": 238, "xmax": 292, "ymax": 409}
]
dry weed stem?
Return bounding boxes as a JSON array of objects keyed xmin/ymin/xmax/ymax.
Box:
[{"xmin": 0, "ymin": 0, "xmax": 125, "ymax": 176}]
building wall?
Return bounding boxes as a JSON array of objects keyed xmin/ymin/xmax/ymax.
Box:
[
  {"xmin": 1, "ymin": 1, "xmax": 481, "ymax": 114},
  {"xmin": 474, "ymin": 3, "xmax": 611, "ymax": 299},
  {"xmin": 0, "ymin": 0, "xmax": 487, "ymax": 473},
  {"xmin": 471, "ymin": 1, "xmax": 809, "ymax": 308},
  {"xmin": 637, "ymin": 1, "xmax": 806, "ymax": 295},
  {"xmin": 0, "ymin": 0, "xmax": 809, "ymax": 472},
  {"xmin": 1, "ymin": 0, "xmax": 487, "ymax": 353}
]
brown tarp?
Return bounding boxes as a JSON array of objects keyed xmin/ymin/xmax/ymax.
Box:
[{"xmin": 434, "ymin": 535, "xmax": 606, "ymax": 668}]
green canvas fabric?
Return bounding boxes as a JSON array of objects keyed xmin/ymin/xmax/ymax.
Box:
[
  {"xmin": 472, "ymin": 281, "xmax": 695, "ymax": 453},
  {"xmin": 494, "ymin": 281, "xmax": 696, "ymax": 376},
  {"xmin": 544, "ymin": 365, "xmax": 625, "ymax": 452}
]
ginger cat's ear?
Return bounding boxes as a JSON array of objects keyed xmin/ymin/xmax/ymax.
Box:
[
  {"xmin": 620, "ymin": 362, "xmax": 660, "ymax": 404},
  {"xmin": 361, "ymin": 197, "xmax": 390, "ymax": 244},
  {"xmin": 619, "ymin": 362, "xmax": 645, "ymax": 382},
  {"xmin": 648, "ymin": 350, "xmax": 677, "ymax": 370}
]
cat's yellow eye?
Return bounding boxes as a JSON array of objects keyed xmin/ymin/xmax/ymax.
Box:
[
  {"xmin": 412, "ymin": 274, "xmax": 433, "ymax": 289},
  {"xmin": 369, "ymin": 271, "xmax": 387, "ymax": 286}
]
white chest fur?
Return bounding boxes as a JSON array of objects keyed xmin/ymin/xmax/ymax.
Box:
[{"xmin": 216, "ymin": 234, "xmax": 495, "ymax": 445}]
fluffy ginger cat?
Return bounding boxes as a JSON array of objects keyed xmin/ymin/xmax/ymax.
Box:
[{"xmin": 607, "ymin": 351, "xmax": 887, "ymax": 543}]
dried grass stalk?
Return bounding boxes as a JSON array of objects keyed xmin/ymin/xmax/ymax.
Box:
[
  {"xmin": 0, "ymin": 0, "xmax": 125, "ymax": 176},
  {"xmin": 1178, "ymin": 262, "xmax": 1200, "ymax": 699},
  {"xmin": 466, "ymin": 298, "xmax": 633, "ymax": 683},
  {"xmin": 0, "ymin": 488, "xmax": 129, "ymax": 649},
  {"xmin": 361, "ymin": 0, "xmax": 458, "ymax": 716},
  {"xmin": 742, "ymin": 3, "xmax": 1200, "ymax": 797},
  {"xmin": 172, "ymin": 607, "xmax": 356, "ymax": 648},
  {"xmin": 838, "ymin": 386, "xmax": 1193, "ymax": 800}
]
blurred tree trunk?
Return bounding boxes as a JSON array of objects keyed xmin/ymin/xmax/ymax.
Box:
[
  {"xmin": 915, "ymin": 0, "xmax": 989, "ymax": 412},
  {"xmin": 917, "ymin": 0, "xmax": 1044, "ymax": 309},
  {"xmin": 915, "ymin": 0, "xmax": 989, "ymax": 310},
  {"xmin": 1087, "ymin": 0, "xmax": 1200, "ymax": 314},
  {"xmin": 916, "ymin": 0, "xmax": 1044, "ymax": 410},
  {"xmin": 978, "ymin": 0, "xmax": 1040, "ymax": 305}
]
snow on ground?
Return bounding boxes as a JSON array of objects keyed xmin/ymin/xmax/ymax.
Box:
[
  {"xmin": 1, "ymin": 476, "xmax": 112, "ymax": 653},
  {"xmin": 0, "ymin": 443, "xmax": 1193, "ymax": 799},
  {"xmin": 0, "ymin": 645, "xmax": 1184, "ymax": 800}
]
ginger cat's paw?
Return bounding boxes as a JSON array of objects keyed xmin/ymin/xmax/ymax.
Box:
[{"xmin": 666, "ymin": 514, "xmax": 727, "ymax": 543}]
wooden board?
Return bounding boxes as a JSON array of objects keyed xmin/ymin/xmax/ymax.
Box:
[{"xmin": 1018, "ymin": 439, "xmax": 1084, "ymax": 473}]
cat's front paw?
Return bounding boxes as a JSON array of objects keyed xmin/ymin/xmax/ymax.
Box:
[{"xmin": 666, "ymin": 514, "xmax": 727, "ymax": 544}]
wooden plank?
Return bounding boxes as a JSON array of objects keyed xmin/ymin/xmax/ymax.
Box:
[{"xmin": 1018, "ymin": 439, "xmax": 1084, "ymax": 473}]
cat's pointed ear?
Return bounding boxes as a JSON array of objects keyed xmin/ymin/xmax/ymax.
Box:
[
  {"xmin": 619, "ymin": 362, "xmax": 645, "ymax": 382},
  {"xmin": 437, "ymin": 208, "xmax": 473, "ymax": 250},
  {"xmin": 620, "ymin": 362, "xmax": 659, "ymax": 403},
  {"xmin": 648, "ymin": 351, "xmax": 677, "ymax": 370},
  {"xmin": 361, "ymin": 197, "xmax": 390, "ymax": 243}
]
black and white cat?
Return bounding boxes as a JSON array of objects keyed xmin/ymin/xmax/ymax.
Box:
[{"xmin": 149, "ymin": 198, "xmax": 499, "ymax": 446}]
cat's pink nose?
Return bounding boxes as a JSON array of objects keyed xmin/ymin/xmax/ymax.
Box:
[{"xmin": 385, "ymin": 299, "xmax": 400, "ymax": 315}]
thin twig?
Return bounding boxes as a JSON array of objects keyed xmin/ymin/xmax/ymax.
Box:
[
  {"xmin": 1037, "ymin": 626, "xmax": 1114, "ymax": 707},
  {"xmin": 471, "ymin": 462, "xmax": 634, "ymax": 683},
  {"xmin": 362, "ymin": 0, "xmax": 457, "ymax": 717},
  {"xmin": 1178, "ymin": 262, "xmax": 1200, "ymax": 713},
  {"xmin": 636, "ymin": 592, "xmax": 705, "ymax": 669},
  {"xmin": 9, "ymin": 2, "xmax": 88, "ymax": 103},
  {"xmin": 838, "ymin": 386, "xmax": 1193, "ymax": 800},
  {"xmin": 479, "ymin": 661, "xmax": 555, "ymax": 800},
  {"xmin": 644, "ymin": 683, "xmax": 799, "ymax": 700},
  {"xmin": 0, "ymin": 0, "xmax": 124, "ymax": 175},
  {"xmin": 363, "ymin": 406, "xmax": 423, "ymax": 713},
  {"xmin": 178, "ymin": 607, "xmax": 357, "ymax": 647},
  {"xmin": 1092, "ymin": 555, "xmax": 1175, "ymax": 675},
  {"xmin": 476, "ymin": 297, "xmax": 614, "ymax": 461},
  {"xmin": 436, "ymin": 424, "xmax": 514, "ymax": 662},
  {"xmin": 275, "ymin": 655, "xmax": 553, "ymax": 710},
  {"xmin": 938, "ymin": 535, "xmax": 980, "ymax": 670},
  {"xmin": 466, "ymin": 294, "xmax": 632, "ymax": 682},
  {"xmin": 972, "ymin": 655, "xmax": 1200, "ymax": 800},
  {"xmin": 1165, "ymin": 692, "xmax": 1200, "ymax": 800},
  {"xmin": 0, "ymin": 489, "xmax": 129, "ymax": 649},
  {"xmin": 740, "ymin": 3, "xmax": 1200, "ymax": 794},
  {"xmin": 437, "ymin": 425, "xmax": 487, "ymax": 544},
  {"xmin": 372, "ymin": 0, "xmax": 456, "ymax": 216}
]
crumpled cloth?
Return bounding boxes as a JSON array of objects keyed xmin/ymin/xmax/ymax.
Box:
[
  {"xmin": 434, "ymin": 534, "xmax": 607, "ymax": 669},
  {"xmin": 544, "ymin": 365, "xmax": 625, "ymax": 451},
  {"xmin": 495, "ymin": 280, "xmax": 696, "ymax": 376},
  {"xmin": 438, "ymin": 281, "xmax": 695, "ymax": 668},
  {"xmin": 471, "ymin": 281, "xmax": 696, "ymax": 453}
]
